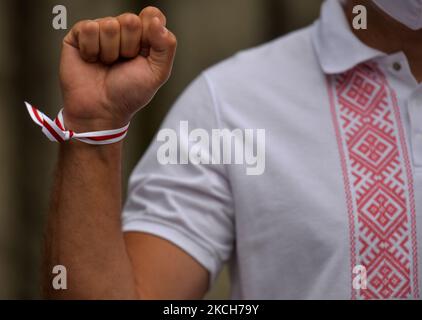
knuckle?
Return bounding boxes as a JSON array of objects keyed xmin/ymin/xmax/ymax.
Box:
[
  {"xmin": 143, "ymin": 6, "xmax": 162, "ymax": 16},
  {"xmin": 80, "ymin": 20, "xmax": 99, "ymax": 36},
  {"xmin": 142, "ymin": 6, "xmax": 166, "ymax": 22},
  {"xmin": 73, "ymin": 20, "xmax": 87, "ymax": 30},
  {"xmin": 100, "ymin": 18, "xmax": 120, "ymax": 36},
  {"xmin": 70, "ymin": 20, "xmax": 87, "ymax": 38},
  {"xmin": 120, "ymin": 13, "xmax": 141, "ymax": 31}
]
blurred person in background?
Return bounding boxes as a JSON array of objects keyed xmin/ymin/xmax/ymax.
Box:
[{"xmin": 39, "ymin": 0, "xmax": 422, "ymax": 299}]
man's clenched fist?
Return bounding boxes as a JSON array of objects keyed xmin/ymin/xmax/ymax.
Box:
[{"xmin": 60, "ymin": 7, "xmax": 177, "ymax": 132}]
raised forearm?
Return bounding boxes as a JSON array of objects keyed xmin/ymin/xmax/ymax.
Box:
[
  {"xmin": 42, "ymin": 6, "xmax": 176, "ymax": 299},
  {"xmin": 43, "ymin": 141, "xmax": 137, "ymax": 299}
]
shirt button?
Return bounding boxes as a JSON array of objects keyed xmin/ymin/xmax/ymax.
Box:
[{"xmin": 392, "ymin": 62, "xmax": 402, "ymax": 71}]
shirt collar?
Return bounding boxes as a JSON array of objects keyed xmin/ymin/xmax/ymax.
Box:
[{"xmin": 312, "ymin": 0, "xmax": 385, "ymax": 74}]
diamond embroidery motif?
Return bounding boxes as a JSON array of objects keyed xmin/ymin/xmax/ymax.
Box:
[
  {"xmin": 341, "ymin": 72, "xmax": 382, "ymax": 114},
  {"xmin": 359, "ymin": 185, "xmax": 404, "ymax": 233},
  {"xmin": 350, "ymin": 127, "xmax": 396, "ymax": 171},
  {"xmin": 328, "ymin": 63, "xmax": 419, "ymax": 299}
]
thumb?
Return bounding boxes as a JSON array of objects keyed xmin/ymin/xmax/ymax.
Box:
[{"xmin": 147, "ymin": 17, "xmax": 177, "ymax": 83}]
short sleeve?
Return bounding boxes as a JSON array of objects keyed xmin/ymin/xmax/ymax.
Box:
[{"xmin": 122, "ymin": 73, "xmax": 235, "ymax": 286}]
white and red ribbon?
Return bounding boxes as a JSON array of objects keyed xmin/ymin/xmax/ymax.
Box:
[{"xmin": 25, "ymin": 102, "xmax": 130, "ymax": 145}]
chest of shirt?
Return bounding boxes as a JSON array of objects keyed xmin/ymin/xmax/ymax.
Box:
[{"xmin": 223, "ymin": 61, "xmax": 422, "ymax": 299}]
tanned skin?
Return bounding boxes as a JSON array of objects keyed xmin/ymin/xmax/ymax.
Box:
[
  {"xmin": 42, "ymin": 2, "xmax": 422, "ymax": 299},
  {"xmin": 43, "ymin": 7, "xmax": 208, "ymax": 299}
]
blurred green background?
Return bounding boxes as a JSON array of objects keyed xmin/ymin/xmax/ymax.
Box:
[{"xmin": 0, "ymin": 0, "xmax": 322, "ymax": 299}]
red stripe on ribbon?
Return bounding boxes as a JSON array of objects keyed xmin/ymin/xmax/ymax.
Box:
[
  {"xmin": 43, "ymin": 121, "xmax": 65, "ymax": 143},
  {"xmin": 55, "ymin": 117, "xmax": 65, "ymax": 131},
  {"xmin": 32, "ymin": 107, "xmax": 44, "ymax": 124},
  {"xmin": 86, "ymin": 130, "xmax": 128, "ymax": 141}
]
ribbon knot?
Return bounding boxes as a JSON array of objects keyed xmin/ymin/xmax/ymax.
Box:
[{"xmin": 25, "ymin": 102, "xmax": 130, "ymax": 145}]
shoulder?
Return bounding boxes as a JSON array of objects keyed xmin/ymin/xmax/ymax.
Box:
[{"xmin": 202, "ymin": 25, "xmax": 320, "ymax": 91}]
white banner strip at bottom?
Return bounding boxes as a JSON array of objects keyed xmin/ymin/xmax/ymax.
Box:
[{"xmin": 25, "ymin": 102, "xmax": 130, "ymax": 145}]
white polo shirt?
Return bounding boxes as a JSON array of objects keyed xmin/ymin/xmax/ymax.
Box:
[{"xmin": 123, "ymin": 0, "xmax": 422, "ymax": 299}]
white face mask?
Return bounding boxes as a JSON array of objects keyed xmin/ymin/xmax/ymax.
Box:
[{"xmin": 372, "ymin": 0, "xmax": 422, "ymax": 30}]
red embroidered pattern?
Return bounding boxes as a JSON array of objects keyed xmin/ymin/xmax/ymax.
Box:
[{"xmin": 328, "ymin": 63, "xmax": 419, "ymax": 299}]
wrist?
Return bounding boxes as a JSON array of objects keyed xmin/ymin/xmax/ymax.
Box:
[
  {"xmin": 62, "ymin": 109, "xmax": 130, "ymax": 133},
  {"xmin": 61, "ymin": 138, "xmax": 123, "ymax": 163}
]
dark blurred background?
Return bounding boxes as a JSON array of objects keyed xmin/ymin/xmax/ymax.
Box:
[{"xmin": 0, "ymin": 0, "xmax": 322, "ymax": 299}]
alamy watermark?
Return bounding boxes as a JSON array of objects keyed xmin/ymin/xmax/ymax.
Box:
[
  {"xmin": 52, "ymin": 265, "xmax": 67, "ymax": 290},
  {"xmin": 51, "ymin": 4, "xmax": 368, "ymax": 31},
  {"xmin": 52, "ymin": 5, "xmax": 67, "ymax": 30},
  {"xmin": 352, "ymin": 5, "xmax": 368, "ymax": 30},
  {"xmin": 156, "ymin": 121, "xmax": 266, "ymax": 176},
  {"xmin": 353, "ymin": 265, "xmax": 368, "ymax": 290}
]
